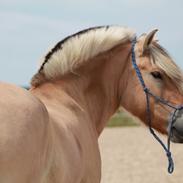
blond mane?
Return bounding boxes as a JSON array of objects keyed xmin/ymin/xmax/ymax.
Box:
[
  {"xmin": 31, "ymin": 26, "xmax": 135, "ymax": 86},
  {"xmin": 31, "ymin": 26, "xmax": 183, "ymax": 91},
  {"xmin": 149, "ymin": 42, "xmax": 183, "ymax": 92}
]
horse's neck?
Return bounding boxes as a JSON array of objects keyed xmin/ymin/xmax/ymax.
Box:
[{"xmin": 31, "ymin": 42, "xmax": 131, "ymax": 136}]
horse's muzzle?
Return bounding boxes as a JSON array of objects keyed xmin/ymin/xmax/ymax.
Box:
[{"xmin": 171, "ymin": 109, "xmax": 183, "ymax": 143}]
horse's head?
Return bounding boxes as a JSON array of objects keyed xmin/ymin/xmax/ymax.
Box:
[{"xmin": 123, "ymin": 30, "xmax": 183, "ymax": 143}]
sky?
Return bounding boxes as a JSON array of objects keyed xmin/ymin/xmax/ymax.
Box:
[{"xmin": 0, "ymin": 0, "xmax": 183, "ymax": 85}]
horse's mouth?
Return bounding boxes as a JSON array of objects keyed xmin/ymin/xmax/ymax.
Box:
[{"xmin": 170, "ymin": 127, "xmax": 183, "ymax": 143}]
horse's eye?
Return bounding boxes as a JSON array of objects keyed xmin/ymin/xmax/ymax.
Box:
[{"xmin": 151, "ymin": 71, "xmax": 163, "ymax": 80}]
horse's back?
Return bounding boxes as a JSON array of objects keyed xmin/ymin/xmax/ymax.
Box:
[{"xmin": 0, "ymin": 82, "xmax": 51, "ymax": 183}]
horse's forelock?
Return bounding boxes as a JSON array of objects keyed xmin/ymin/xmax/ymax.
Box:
[{"xmin": 149, "ymin": 42, "xmax": 183, "ymax": 93}]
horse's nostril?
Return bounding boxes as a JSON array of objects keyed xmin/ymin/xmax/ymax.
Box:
[{"xmin": 173, "ymin": 118, "xmax": 183, "ymax": 136}]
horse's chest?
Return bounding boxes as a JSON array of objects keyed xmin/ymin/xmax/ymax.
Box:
[
  {"xmin": 83, "ymin": 143, "xmax": 101, "ymax": 182},
  {"xmin": 49, "ymin": 124, "xmax": 101, "ymax": 183}
]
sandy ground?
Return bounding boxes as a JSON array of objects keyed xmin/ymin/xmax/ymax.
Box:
[{"xmin": 99, "ymin": 127, "xmax": 183, "ymax": 183}]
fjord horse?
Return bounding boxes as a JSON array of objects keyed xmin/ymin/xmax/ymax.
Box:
[{"xmin": 0, "ymin": 26, "xmax": 183, "ymax": 183}]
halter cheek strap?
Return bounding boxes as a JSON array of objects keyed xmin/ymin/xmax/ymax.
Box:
[{"xmin": 131, "ymin": 37, "xmax": 183, "ymax": 174}]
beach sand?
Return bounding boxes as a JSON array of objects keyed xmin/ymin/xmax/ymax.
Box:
[{"xmin": 99, "ymin": 127, "xmax": 183, "ymax": 183}]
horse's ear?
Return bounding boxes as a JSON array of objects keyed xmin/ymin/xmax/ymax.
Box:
[{"xmin": 143, "ymin": 29, "xmax": 158, "ymax": 53}]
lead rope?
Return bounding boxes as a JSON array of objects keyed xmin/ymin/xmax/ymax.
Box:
[
  {"xmin": 131, "ymin": 37, "xmax": 175, "ymax": 173},
  {"xmin": 145, "ymin": 91, "xmax": 175, "ymax": 173}
]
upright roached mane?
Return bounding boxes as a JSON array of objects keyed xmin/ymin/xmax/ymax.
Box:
[
  {"xmin": 31, "ymin": 25, "xmax": 183, "ymax": 91},
  {"xmin": 31, "ymin": 26, "xmax": 135, "ymax": 86}
]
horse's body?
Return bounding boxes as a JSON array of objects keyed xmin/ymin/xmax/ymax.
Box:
[
  {"xmin": 0, "ymin": 82, "xmax": 103, "ymax": 183},
  {"xmin": 0, "ymin": 26, "xmax": 183, "ymax": 182}
]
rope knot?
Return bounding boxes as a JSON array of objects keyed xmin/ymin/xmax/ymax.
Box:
[
  {"xmin": 166, "ymin": 151, "xmax": 171, "ymax": 157},
  {"xmin": 143, "ymin": 87, "xmax": 149, "ymax": 93},
  {"xmin": 177, "ymin": 105, "xmax": 183, "ymax": 110}
]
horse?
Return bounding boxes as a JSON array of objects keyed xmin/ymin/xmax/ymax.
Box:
[{"xmin": 0, "ymin": 25, "xmax": 183, "ymax": 183}]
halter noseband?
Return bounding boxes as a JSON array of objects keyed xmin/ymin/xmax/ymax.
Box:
[{"xmin": 131, "ymin": 37, "xmax": 183, "ymax": 174}]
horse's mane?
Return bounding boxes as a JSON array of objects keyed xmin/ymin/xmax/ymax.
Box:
[
  {"xmin": 31, "ymin": 25, "xmax": 135, "ymax": 86},
  {"xmin": 149, "ymin": 42, "xmax": 183, "ymax": 92},
  {"xmin": 31, "ymin": 26, "xmax": 183, "ymax": 91}
]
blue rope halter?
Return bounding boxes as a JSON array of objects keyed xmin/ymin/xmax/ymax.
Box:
[{"xmin": 131, "ymin": 37, "xmax": 183, "ymax": 174}]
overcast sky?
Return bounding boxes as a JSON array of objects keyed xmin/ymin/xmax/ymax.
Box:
[{"xmin": 0, "ymin": 0, "xmax": 183, "ymax": 85}]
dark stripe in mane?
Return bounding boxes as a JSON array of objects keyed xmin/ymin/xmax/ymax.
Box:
[{"xmin": 39, "ymin": 25, "xmax": 110, "ymax": 72}]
